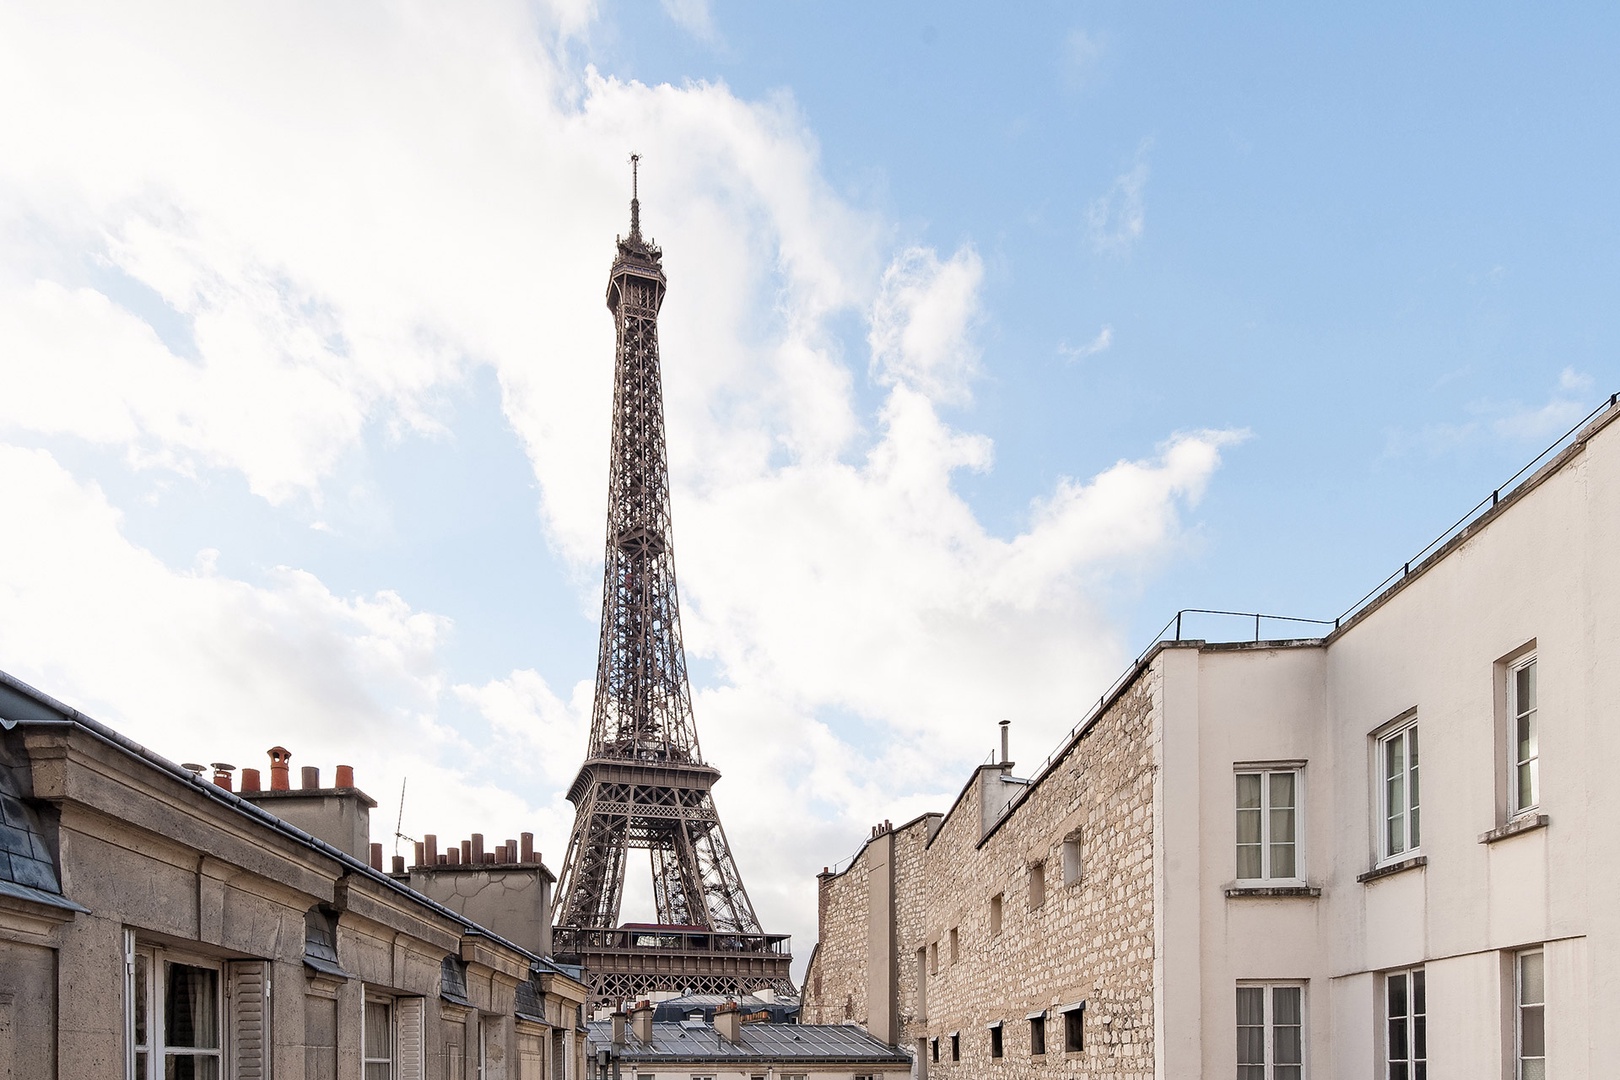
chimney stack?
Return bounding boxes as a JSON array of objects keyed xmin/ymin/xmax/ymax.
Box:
[
  {"xmin": 1000, "ymin": 719, "xmax": 1010, "ymax": 764},
  {"xmin": 630, "ymin": 1000, "xmax": 654, "ymax": 1044},
  {"xmin": 240, "ymin": 768, "xmax": 262, "ymax": 793},
  {"xmin": 268, "ymin": 747, "xmax": 291, "ymax": 791},
  {"xmin": 520, "ymin": 832, "xmax": 534, "ymax": 862},
  {"xmin": 335, "ymin": 764, "xmax": 355, "ymax": 788},
  {"xmin": 369, "ymin": 843, "xmax": 383, "ymax": 871},
  {"xmin": 211, "ymin": 763, "xmax": 236, "ymax": 791},
  {"xmin": 611, "ymin": 1008, "xmax": 627, "ymax": 1046},
  {"xmin": 391, "ymin": 854, "xmax": 405, "ymax": 874},
  {"xmin": 715, "ymin": 999, "xmax": 742, "ymax": 1044},
  {"xmin": 301, "ymin": 766, "xmax": 320, "ymax": 790}
]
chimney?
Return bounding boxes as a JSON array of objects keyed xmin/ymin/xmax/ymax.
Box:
[
  {"xmin": 611, "ymin": 1009, "xmax": 627, "ymax": 1046},
  {"xmin": 630, "ymin": 1000, "xmax": 654, "ymax": 1044},
  {"xmin": 391, "ymin": 854, "xmax": 405, "ymax": 874},
  {"xmin": 447, "ymin": 847, "xmax": 461, "ymax": 866},
  {"xmin": 520, "ymin": 832, "xmax": 534, "ymax": 862},
  {"xmin": 301, "ymin": 766, "xmax": 320, "ymax": 790},
  {"xmin": 335, "ymin": 764, "xmax": 355, "ymax": 788},
  {"xmin": 424, "ymin": 834, "xmax": 438, "ymax": 864},
  {"xmin": 414, "ymin": 841, "xmax": 425, "ymax": 867},
  {"xmin": 211, "ymin": 763, "xmax": 236, "ymax": 791},
  {"xmin": 1000, "ymin": 719, "xmax": 1010, "ymax": 764},
  {"xmin": 369, "ymin": 843, "xmax": 383, "ymax": 871},
  {"xmin": 268, "ymin": 747, "xmax": 291, "ymax": 791},
  {"xmin": 240, "ymin": 768, "xmax": 262, "ymax": 793},
  {"xmin": 460, "ymin": 840, "xmax": 472, "ymax": 865},
  {"xmin": 714, "ymin": 999, "xmax": 742, "ymax": 1044},
  {"xmin": 506, "ymin": 839, "xmax": 518, "ymax": 863}
]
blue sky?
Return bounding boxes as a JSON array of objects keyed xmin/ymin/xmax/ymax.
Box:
[{"xmin": 1, "ymin": 2, "xmax": 1616, "ymax": 977}]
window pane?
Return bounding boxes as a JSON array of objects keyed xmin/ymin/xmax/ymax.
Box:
[
  {"xmin": 164, "ymin": 1058, "xmax": 220, "ymax": 1080},
  {"xmin": 134, "ymin": 954, "xmax": 149, "ymax": 1046},
  {"xmin": 1387, "ymin": 972, "xmax": 1407, "ymax": 1018},
  {"xmin": 366, "ymin": 1065, "xmax": 393, "ymax": 1080},
  {"xmin": 1413, "ymin": 968, "xmax": 1425, "ymax": 1013},
  {"xmin": 1236, "ymin": 1026, "xmax": 1265, "ymax": 1065},
  {"xmin": 1237, "ymin": 842, "xmax": 1262, "ymax": 880},
  {"xmin": 1238, "ymin": 1069, "xmax": 1265, "ymax": 1080},
  {"xmin": 1520, "ymin": 952, "xmax": 1545, "ymax": 1005},
  {"xmin": 1270, "ymin": 840, "xmax": 1295, "ymax": 880},
  {"xmin": 1517, "ymin": 759, "xmax": 1535, "ymax": 810},
  {"xmin": 164, "ymin": 965, "xmax": 218, "ymax": 1049},
  {"xmin": 1275, "ymin": 1069, "xmax": 1302, "ymax": 1080},
  {"xmin": 1522, "ymin": 1062, "xmax": 1546, "ymax": 1080},
  {"xmin": 1237, "ymin": 773, "xmax": 1262, "ymax": 809},
  {"xmin": 1518, "ymin": 661, "xmax": 1535, "ymax": 712},
  {"xmin": 1274, "ymin": 1024, "xmax": 1302, "ymax": 1065},
  {"xmin": 365, "ymin": 1001, "xmax": 392, "ymax": 1058},
  {"xmin": 1269, "ymin": 772, "xmax": 1295, "ymax": 810},
  {"xmin": 1388, "ymin": 1016, "xmax": 1408, "ymax": 1059},
  {"xmin": 1273, "ymin": 984, "xmax": 1302, "ymax": 1028},
  {"xmin": 1386, "ymin": 735, "xmax": 1406, "ymax": 855},
  {"xmin": 1237, "ymin": 807, "xmax": 1262, "ymax": 845},
  {"xmin": 1520, "ymin": 1004, "xmax": 1545, "ymax": 1056},
  {"xmin": 1236, "ymin": 987, "xmax": 1264, "ymax": 1026}
]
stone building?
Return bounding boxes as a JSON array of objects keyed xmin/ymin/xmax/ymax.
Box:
[
  {"xmin": 0, "ymin": 670, "xmax": 590, "ymax": 1079},
  {"xmin": 805, "ymin": 397, "xmax": 1620, "ymax": 1078}
]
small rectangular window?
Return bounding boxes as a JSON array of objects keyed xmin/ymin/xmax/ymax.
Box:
[
  {"xmin": 990, "ymin": 893, "xmax": 1003, "ymax": 936},
  {"xmin": 1510, "ymin": 656, "xmax": 1539, "ymax": 815},
  {"xmin": 1029, "ymin": 1014, "xmax": 1046, "ymax": 1056},
  {"xmin": 930, "ymin": 1036, "xmax": 938, "ymax": 1063},
  {"xmin": 1236, "ymin": 769, "xmax": 1300, "ymax": 880},
  {"xmin": 1029, "ymin": 861, "xmax": 1046, "ymax": 910},
  {"xmin": 1062, "ymin": 829, "xmax": 1083, "ymax": 886},
  {"xmin": 1063, "ymin": 1005, "xmax": 1083, "ymax": 1053},
  {"xmin": 948, "ymin": 927, "xmax": 959, "ymax": 964},
  {"xmin": 1237, "ymin": 983, "xmax": 1304, "ymax": 1080},
  {"xmin": 989, "ymin": 1023, "xmax": 1003, "ymax": 1058},
  {"xmin": 127, "ymin": 943, "xmax": 229, "ymax": 1080},
  {"xmin": 1385, "ymin": 967, "xmax": 1425, "ymax": 1079},
  {"xmin": 950, "ymin": 1032, "xmax": 960, "ymax": 1061},
  {"xmin": 1380, "ymin": 721, "xmax": 1420, "ymax": 860},
  {"xmin": 929, "ymin": 941, "xmax": 938, "ymax": 975},
  {"xmin": 1517, "ymin": 950, "xmax": 1545, "ymax": 1080}
]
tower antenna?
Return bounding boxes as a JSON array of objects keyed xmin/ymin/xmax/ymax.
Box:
[{"xmin": 628, "ymin": 152, "xmax": 642, "ymax": 240}]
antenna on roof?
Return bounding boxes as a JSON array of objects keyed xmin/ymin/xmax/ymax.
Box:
[{"xmin": 393, "ymin": 777, "xmax": 414, "ymax": 857}]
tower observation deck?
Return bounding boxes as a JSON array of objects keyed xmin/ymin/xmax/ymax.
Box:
[{"xmin": 550, "ymin": 158, "xmax": 793, "ymax": 1008}]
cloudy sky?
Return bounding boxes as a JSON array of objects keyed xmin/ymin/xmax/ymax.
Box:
[{"xmin": 2, "ymin": 3, "xmax": 1617, "ymax": 979}]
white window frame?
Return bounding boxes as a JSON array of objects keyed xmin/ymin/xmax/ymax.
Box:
[
  {"xmin": 1378, "ymin": 718, "xmax": 1421, "ymax": 864},
  {"xmin": 1237, "ymin": 982, "xmax": 1305, "ymax": 1080},
  {"xmin": 126, "ymin": 940, "xmax": 226, "ymax": 1080},
  {"xmin": 1383, "ymin": 967, "xmax": 1425, "ymax": 1080},
  {"xmin": 1516, "ymin": 949, "xmax": 1545, "ymax": 1080},
  {"xmin": 1509, "ymin": 654, "xmax": 1539, "ymax": 817},
  {"xmin": 1235, "ymin": 765, "xmax": 1304, "ymax": 882}
]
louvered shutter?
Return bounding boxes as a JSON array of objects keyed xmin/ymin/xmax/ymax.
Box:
[
  {"xmin": 396, "ymin": 997, "xmax": 425, "ymax": 1080},
  {"xmin": 227, "ymin": 960, "xmax": 269, "ymax": 1080}
]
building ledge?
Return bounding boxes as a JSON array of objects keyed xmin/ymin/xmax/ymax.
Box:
[
  {"xmin": 1224, "ymin": 884, "xmax": 1321, "ymax": 899},
  {"xmin": 1480, "ymin": 814, "xmax": 1549, "ymax": 845},
  {"xmin": 1357, "ymin": 855, "xmax": 1427, "ymax": 884}
]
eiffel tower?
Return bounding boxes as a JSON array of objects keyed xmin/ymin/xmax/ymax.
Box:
[{"xmin": 551, "ymin": 157, "xmax": 793, "ymax": 1008}]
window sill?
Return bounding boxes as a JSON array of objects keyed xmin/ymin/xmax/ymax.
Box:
[
  {"xmin": 1357, "ymin": 855, "xmax": 1426, "ymax": 884},
  {"xmin": 1480, "ymin": 813, "xmax": 1549, "ymax": 845},
  {"xmin": 1224, "ymin": 884, "xmax": 1321, "ymax": 899}
]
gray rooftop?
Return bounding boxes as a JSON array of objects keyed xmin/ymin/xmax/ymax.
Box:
[{"xmin": 585, "ymin": 1020, "xmax": 911, "ymax": 1065}]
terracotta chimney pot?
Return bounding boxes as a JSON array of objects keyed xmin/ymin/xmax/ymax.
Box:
[
  {"xmin": 210, "ymin": 763, "xmax": 235, "ymax": 791},
  {"xmin": 300, "ymin": 766, "xmax": 320, "ymax": 790},
  {"xmin": 335, "ymin": 764, "xmax": 355, "ymax": 787},
  {"xmin": 267, "ymin": 747, "xmax": 291, "ymax": 791},
  {"xmin": 369, "ymin": 843, "xmax": 383, "ymax": 871},
  {"xmin": 240, "ymin": 768, "xmax": 262, "ymax": 792}
]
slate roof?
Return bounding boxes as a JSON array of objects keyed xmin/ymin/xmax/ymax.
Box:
[
  {"xmin": 0, "ymin": 713, "xmax": 85, "ymax": 913},
  {"xmin": 585, "ymin": 1020, "xmax": 911, "ymax": 1066}
]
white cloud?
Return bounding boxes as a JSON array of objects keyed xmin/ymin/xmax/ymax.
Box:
[
  {"xmin": 868, "ymin": 246, "xmax": 984, "ymax": 406},
  {"xmin": 660, "ymin": 0, "xmax": 719, "ymax": 44},
  {"xmin": 1086, "ymin": 143, "xmax": 1151, "ymax": 254},
  {"xmin": 1392, "ymin": 367, "xmax": 1602, "ymax": 456},
  {"xmin": 1062, "ymin": 29, "xmax": 1105, "ymax": 89},
  {"xmin": 1059, "ymin": 325, "xmax": 1113, "ymax": 362}
]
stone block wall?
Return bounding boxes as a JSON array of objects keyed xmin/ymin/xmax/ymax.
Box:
[{"xmin": 811, "ymin": 663, "xmax": 1160, "ymax": 1080}]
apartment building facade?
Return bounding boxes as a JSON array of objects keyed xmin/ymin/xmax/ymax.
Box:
[
  {"xmin": 0, "ymin": 672, "xmax": 591, "ymax": 1079},
  {"xmin": 804, "ymin": 399, "xmax": 1620, "ymax": 1078}
]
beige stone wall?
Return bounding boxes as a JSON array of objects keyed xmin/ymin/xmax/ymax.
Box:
[
  {"xmin": 802, "ymin": 845, "xmax": 870, "ymax": 1024},
  {"xmin": 811, "ymin": 666, "xmax": 1159, "ymax": 1079}
]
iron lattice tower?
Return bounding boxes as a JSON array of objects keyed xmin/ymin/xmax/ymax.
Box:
[{"xmin": 551, "ymin": 158, "xmax": 792, "ymax": 1006}]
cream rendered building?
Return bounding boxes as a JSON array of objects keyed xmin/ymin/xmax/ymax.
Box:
[{"xmin": 805, "ymin": 397, "xmax": 1620, "ymax": 1078}]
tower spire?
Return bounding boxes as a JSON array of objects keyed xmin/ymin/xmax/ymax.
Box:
[{"xmin": 628, "ymin": 152, "xmax": 642, "ymax": 241}]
